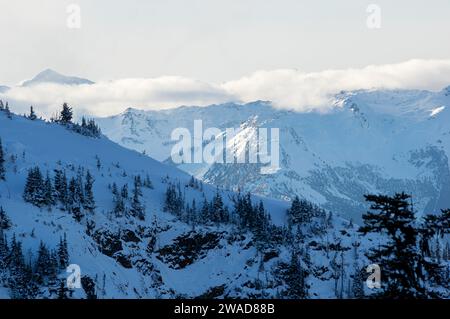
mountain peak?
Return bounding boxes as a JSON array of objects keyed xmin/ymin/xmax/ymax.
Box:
[
  {"xmin": 37, "ymin": 68, "xmax": 59, "ymax": 76},
  {"xmin": 22, "ymin": 69, "xmax": 94, "ymax": 87}
]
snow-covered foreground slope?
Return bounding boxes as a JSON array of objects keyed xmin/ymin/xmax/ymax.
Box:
[
  {"xmin": 96, "ymin": 87, "xmax": 450, "ymax": 222},
  {"xmin": 0, "ymin": 108, "xmax": 382, "ymax": 299}
]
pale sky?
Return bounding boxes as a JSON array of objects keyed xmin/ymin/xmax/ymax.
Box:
[
  {"xmin": 1, "ymin": 1, "xmax": 450, "ymax": 118},
  {"xmin": 1, "ymin": 0, "xmax": 450, "ymax": 85}
]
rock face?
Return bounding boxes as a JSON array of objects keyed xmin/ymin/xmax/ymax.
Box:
[
  {"xmin": 96, "ymin": 87, "xmax": 450, "ymax": 221},
  {"xmin": 157, "ymin": 231, "xmax": 223, "ymax": 269},
  {"xmin": 93, "ymin": 229, "xmax": 123, "ymax": 257}
]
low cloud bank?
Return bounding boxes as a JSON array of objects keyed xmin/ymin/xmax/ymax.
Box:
[{"xmin": 2, "ymin": 59, "xmax": 450, "ymax": 118}]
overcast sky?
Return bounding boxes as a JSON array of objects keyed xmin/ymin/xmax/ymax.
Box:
[
  {"xmin": 1, "ymin": 0, "xmax": 450, "ymax": 85},
  {"xmin": 1, "ymin": 1, "xmax": 450, "ymax": 117}
]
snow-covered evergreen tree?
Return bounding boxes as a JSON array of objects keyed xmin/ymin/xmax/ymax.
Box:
[
  {"xmin": 28, "ymin": 106, "xmax": 37, "ymax": 120},
  {"xmin": 360, "ymin": 193, "xmax": 432, "ymax": 298},
  {"xmin": 212, "ymin": 190, "xmax": 227, "ymax": 224},
  {"xmin": 57, "ymin": 234, "xmax": 69, "ymax": 269},
  {"xmin": 284, "ymin": 250, "xmax": 309, "ymax": 299},
  {"xmin": 0, "ymin": 206, "xmax": 12, "ymax": 230},
  {"xmin": 35, "ymin": 241, "xmax": 53, "ymax": 284},
  {"xmin": 83, "ymin": 170, "xmax": 96, "ymax": 213},
  {"xmin": 60, "ymin": 103, "xmax": 73, "ymax": 124},
  {"xmin": 23, "ymin": 167, "xmax": 46, "ymax": 207},
  {"xmin": 288, "ymin": 196, "xmax": 315, "ymax": 227},
  {"xmin": 130, "ymin": 176, "xmax": 145, "ymax": 220},
  {"xmin": 43, "ymin": 172, "xmax": 55, "ymax": 207},
  {"xmin": 54, "ymin": 169, "xmax": 68, "ymax": 208}
]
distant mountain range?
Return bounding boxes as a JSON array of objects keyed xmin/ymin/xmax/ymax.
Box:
[
  {"xmin": 0, "ymin": 69, "xmax": 94, "ymax": 93},
  {"xmin": 96, "ymin": 87, "xmax": 450, "ymax": 222}
]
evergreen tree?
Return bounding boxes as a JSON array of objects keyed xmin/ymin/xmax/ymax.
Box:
[
  {"xmin": 57, "ymin": 280, "xmax": 69, "ymax": 299},
  {"xmin": 4, "ymin": 102, "xmax": 11, "ymax": 119},
  {"xmin": 0, "ymin": 137, "xmax": 5, "ymax": 180},
  {"xmin": 96, "ymin": 155, "xmax": 101, "ymax": 170},
  {"xmin": 83, "ymin": 170, "xmax": 96, "ymax": 213},
  {"xmin": 288, "ymin": 196, "xmax": 314, "ymax": 227},
  {"xmin": 164, "ymin": 184, "xmax": 183, "ymax": 217},
  {"xmin": 254, "ymin": 201, "xmax": 269, "ymax": 250},
  {"xmin": 212, "ymin": 190, "xmax": 227, "ymax": 224},
  {"xmin": 8, "ymin": 235, "xmax": 25, "ymax": 274},
  {"xmin": 232, "ymin": 192, "xmax": 251, "ymax": 230},
  {"xmin": 189, "ymin": 199, "xmax": 197, "ymax": 226},
  {"xmin": 121, "ymin": 184, "xmax": 129, "ymax": 199},
  {"xmin": 23, "ymin": 167, "xmax": 45, "ymax": 207},
  {"xmin": 420, "ymin": 209, "xmax": 450, "ymax": 288},
  {"xmin": 68, "ymin": 176, "xmax": 84, "ymax": 221},
  {"xmin": 28, "ymin": 106, "xmax": 37, "ymax": 120},
  {"xmin": 444, "ymin": 242, "xmax": 450, "ymax": 261},
  {"xmin": 111, "ymin": 182, "xmax": 118, "ymax": 196},
  {"xmin": 200, "ymin": 197, "xmax": 211, "ymax": 222},
  {"xmin": 0, "ymin": 228, "xmax": 9, "ymax": 273},
  {"xmin": 284, "ymin": 250, "xmax": 308, "ymax": 299},
  {"xmin": 351, "ymin": 242, "xmax": 365, "ymax": 299},
  {"xmin": 113, "ymin": 190, "xmax": 125, "ymax": 218},
  {"xmin": 359, "ymin": 193, "xmax": 431, "ymax": 298},
  {"xmin": 81, "ymin": 276, "xmax": 97, "ymax": 299},
  {"xmin": 48, "ymin": 250, "xmax": 59, "ymax": 284},
  {"xmin": 0, "ymin": 206, "xmax": 12, "ymax": 230},
  {"xmin": 54, "ymin": 169, "xmax": 68, "ymax": 207},
  {"xmin": 87, "ymin": 119, "xmax": 101, "ymax": 137},
  {"xmin": 35, "ymin": 241, "xmax": 53, "ymax": 284},
  {"xmin": 146, "ymin": 215, "xmax": 159, "ymax": 254},
  {"xmin": 337, "ymin": 251, "xmax": 346, "ymax": 299},
  {"xmin": 57, "ymin": 234, "xmax": 69, "ymax": 269},
  {"xmin": 7, "ymin": 235, "xmax": 39, "ymax": 299},
  {"xmin": 130, "ymin": 176, "xmax": 145, "ymax": 220},
  {"xmin": 43, "ymin": 172, "xmax": 55, "ymax": 207},
  {"xmin": 143, "ymin": 174, "xmax": 153, "ymax": 189},
  {"xmin": 60, "ymin": 103, "xmax": 73, "ymax": 124}
]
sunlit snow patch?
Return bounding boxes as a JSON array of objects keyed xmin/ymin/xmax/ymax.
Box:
[{"xmin": 430, "ymin": 106, "xmax": 446, "ymax": 117}]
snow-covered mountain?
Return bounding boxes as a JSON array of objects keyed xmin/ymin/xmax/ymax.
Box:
[
  {"xmin": 1, "ymin": 93, "xmax": 449, "ymax": 299},
  {"xmin": 96, "ymin": 87, "xmax": 450, "ymax": 222},
  {"xmin": 0, "ymin": 106, "xmax": 374, "ymax": 299},
  {"xmin": 21, "ymin": 69, "xmax": 94, "ymax": 87}
]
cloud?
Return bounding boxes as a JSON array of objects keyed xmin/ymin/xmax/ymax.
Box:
[
  {"xmin": 1, "ymin": 77, "xmax": 236, "ymax": 118},
  {"xmin": 223, "ymin": 59, "xmax": 450, "ymax": 112},
  {"xmin": 2, "ymin": 59, "xmax": 450, "ymax": 118}
]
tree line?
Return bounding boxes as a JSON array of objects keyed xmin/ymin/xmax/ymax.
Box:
[{"xmin": 0, "ymin": 99, "xmax": 101, "ymax": 138}]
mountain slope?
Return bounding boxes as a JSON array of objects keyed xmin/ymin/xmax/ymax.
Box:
[
  {"xmin": 0, "ymin": 108, "xmax": 357, "ymax": 299},
  {"xmin": 1, "ymin": 100, "xmax": 449, "ymax": 299}
]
